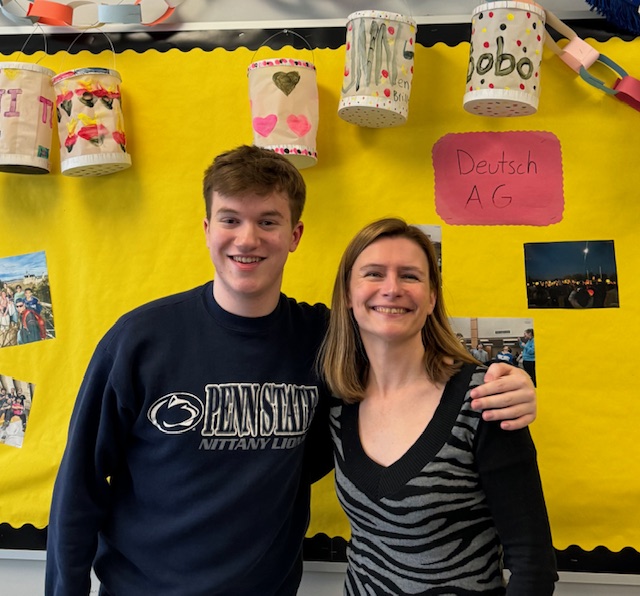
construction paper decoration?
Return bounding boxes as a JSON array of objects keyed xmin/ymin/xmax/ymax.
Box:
[
  {"xmin": 613, "ymin": 74, "xmax": 640, "ymax": 111},
  {"xmin": 433, "ymin": 131, "xmax": 564, "ymax": 226}
]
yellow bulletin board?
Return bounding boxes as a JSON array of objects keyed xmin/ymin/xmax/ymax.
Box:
[{"xmin": 0, "ymin": 36, "xmax": 639, "ymax": 559}]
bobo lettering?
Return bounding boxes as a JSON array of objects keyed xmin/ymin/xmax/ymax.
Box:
[{"xmin": 467, "ymin": 36, "xmax": 534, "ymax": 82}]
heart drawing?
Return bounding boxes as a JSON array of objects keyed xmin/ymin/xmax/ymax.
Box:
[
  {"xmin": 272, "ymin": 71, "xmax": 301, "ymax": 96},
  {"xmin": 253, "ymin": 114, "xmax": 278, "ymax": 137},
  {"xmin": 286, "ymin": 114, "xmax": 312, "ymax": 137}
]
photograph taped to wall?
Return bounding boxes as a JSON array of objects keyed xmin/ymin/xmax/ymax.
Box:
[
  {"xmin": 0, "ymin": 251, "xmax": 55, "ymax": 348},
  {"xmin": 449, "ymin": 316, "xmax": 535, "ymax": 372},
  {"xmin": 524, "ymin": 241, "xmax": 619, "ymax": 309},
  {"xmin": 0, "ymin": 375, "xmax": 35, "ymax": 449},
  {"xmin": 415, "ymin": 224, "xmax": 441, "ymax": 272}
]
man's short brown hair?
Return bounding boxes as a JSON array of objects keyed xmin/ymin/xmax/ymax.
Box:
[{"xmin": 202, "ymin": 145, "xmax": 306, "ymax": 224}]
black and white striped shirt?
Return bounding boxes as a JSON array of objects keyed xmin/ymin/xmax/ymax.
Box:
[{"xmin": 331, "ymin": 363, "xmax": 557, "ymax": 595}]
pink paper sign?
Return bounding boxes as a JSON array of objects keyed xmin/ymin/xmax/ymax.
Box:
[{"xmin": 433, "ymin": 131, "xmax": 564, "ymax": 226}]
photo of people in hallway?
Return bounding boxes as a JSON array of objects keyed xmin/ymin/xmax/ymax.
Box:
[{"xmin": 449, "ymin": 317, "xmax": 537, "ymax": 386}]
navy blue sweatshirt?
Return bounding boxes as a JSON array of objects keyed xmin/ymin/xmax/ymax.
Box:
[{"xmin": 46, "ymin": 282, "xmax": 333, "ymax": 596}]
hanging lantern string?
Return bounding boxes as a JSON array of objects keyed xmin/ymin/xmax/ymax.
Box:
[
  {"xmin": 59, "ymin": 26, "xmax": 118, "ymax": 71},
  {"xmin": 251, "ymin": 29, "xmax": 315, "ymax": 65},
  {"xmin": 16, "ymin": 22, "xmax": 48, "ymax": 63}
]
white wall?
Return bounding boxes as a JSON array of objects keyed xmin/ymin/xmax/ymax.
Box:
[
  {"xmin": 3, "ymin": 552, "xmax": 640, "ymax": 595},
  {"xmin": 0, "ymin": 0, "xmax": 603, "ymax": 32}
]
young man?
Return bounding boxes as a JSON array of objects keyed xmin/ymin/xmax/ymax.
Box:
[
  {"xmin": 23, "ymin": 287, "xmax": 42, "ymax": 314},
  {"xmin": 15, "ymin": 299, "xmax": 43, "ymax": 344},
  {"xmin": 46, "ymin": 146, "xmax": 537, "ymax": 596}
]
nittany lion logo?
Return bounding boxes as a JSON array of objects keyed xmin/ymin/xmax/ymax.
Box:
[{"xmin": 148, "ymin": 393, "xmax": 204, "ymax": 434}]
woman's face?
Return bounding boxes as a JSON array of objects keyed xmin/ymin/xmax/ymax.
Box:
[{"xmin": 348, "ymin": 236, "xmax": 436, "ymax": 346}]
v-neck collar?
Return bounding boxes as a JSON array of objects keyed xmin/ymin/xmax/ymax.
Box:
[{"xmin": 340, "ymin": 364, "xmax": 477, "ymax": 501}]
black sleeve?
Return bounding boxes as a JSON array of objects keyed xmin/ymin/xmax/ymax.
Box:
[
  {"xmin": 301, "ymin": 382, "xmax": 335, "ymax": 485},
  {"xmin": 475, "ymin": 420, "xmax": 558, "ymax": 595}
]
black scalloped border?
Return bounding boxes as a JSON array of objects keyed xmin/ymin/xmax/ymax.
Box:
[
  {"xmin": 0, "ymin": 19, "xmax": 635, "ymax": 56},
  {"xmin": 302, "ymin": 534, "xmax": 640, "ymax": 574},
  {"xmin": 2, "ymin": 524, "xmax": 640, "ymax": 573}
]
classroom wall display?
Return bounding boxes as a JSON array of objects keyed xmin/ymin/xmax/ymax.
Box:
[
  {"xmin": 338, "ymin": 10, "xmax": 417, "ymax": 128},
  {"xmin": 0, "ymin": 62, "xmax": 55, "ymax": 174},
  {"xmin": 449, "ymin": 316, "xmax": 535, "ymax": 368},
  {"xmin": 0, "ymin": 375, "xmax": 34, "ymax": 448},
  {"xmin": 432, "ymin": 131, "xmax": 564, "ymax": 226},
  {"xmin": 0, "ymin": 36, "xmax": 638, "ymax": 563},
  {"xmin": 52, "ymin": 66, "xmax": 131, "ymax": 176},
  {"xmin": 247, "ymin": 57, "xmax": 319, "ymax": 169},
  {"xmin": 0, "ymin": 250, "xmax": 54, "ymax": 348},
  {"xmin": 464, "ymin": 2, "xmax": 546, "ymax": 116},
  {"xmin": 524, "ymin": 240, "xmax": 619, "ymax": 308}
]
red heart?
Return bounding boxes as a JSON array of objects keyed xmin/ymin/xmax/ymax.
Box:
[{"xmin": 287, "ymin": 114, "xmax": 312, "ymax": 137}]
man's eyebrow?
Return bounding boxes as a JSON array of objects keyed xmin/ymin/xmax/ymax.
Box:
[{"xmin": 214, "ymin": 208, "xmax": 286, "ymax": 219}]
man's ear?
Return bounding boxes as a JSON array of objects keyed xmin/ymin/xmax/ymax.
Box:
[{"xmin": 289, "ymin": 221, "xmax": 304, "ymax": 252}]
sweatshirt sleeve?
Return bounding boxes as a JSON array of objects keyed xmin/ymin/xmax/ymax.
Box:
[
  {"xmin": 302, "ymin": 382, "xmax": 334, "ymax": 485},
  {"xmin": 474, "ymin": 420, "xmax": 558, "ymax": 595},
  {"xmin": 45, "ymin": 337, "xmax": 136, "ymax": 596}
]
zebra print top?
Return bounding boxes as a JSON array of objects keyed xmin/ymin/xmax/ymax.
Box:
[{"xmin": 331, "ymin": 363, "xmax": 557, "ymax": 595}]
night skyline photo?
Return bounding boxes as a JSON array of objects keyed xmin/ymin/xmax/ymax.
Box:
[{"xmin": 524, "ymin": 240, "xmax": 619, "ymax": 309}]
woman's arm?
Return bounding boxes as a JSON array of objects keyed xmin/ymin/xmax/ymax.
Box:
[{"xmin": 475, "ymin": 420, "xmax": 558, "ymax": 595}]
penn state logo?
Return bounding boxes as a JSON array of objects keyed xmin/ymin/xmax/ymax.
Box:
[{"xmin": 148, "ymin": 393, "xmax": 204, "ymax": 434}]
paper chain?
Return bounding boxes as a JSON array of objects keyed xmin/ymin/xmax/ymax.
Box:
[
  {"xmin": 544, "ymin": 7, "xmax": 640, "ymax": 111},
  {"xmin": 0, "ymin": 0, "xmax": 187, "ymax": 27}
]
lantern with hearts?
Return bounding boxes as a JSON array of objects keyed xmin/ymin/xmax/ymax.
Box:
[{"xmin": 247, "ymin": 55, "xmax": 319, "ymax": 170}]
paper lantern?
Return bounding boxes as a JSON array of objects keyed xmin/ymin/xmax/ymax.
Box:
[
  {"xmin": 52, "ymin": 67, "xmax": 131, "ymax": 176},
  {"xmin": 248, "ymin": 57, "xmax": 318, "ymax": 169},
  {"xmin": 338, "ymin": 10, "xmax": 417, "ymax": 128},
  {"xmin": 464, "ymin": 2, "xmax": 546, "ymax": 116},
  {"xmin": 0, "ymin": 62, "xmax": 55, "ymax": 174}
]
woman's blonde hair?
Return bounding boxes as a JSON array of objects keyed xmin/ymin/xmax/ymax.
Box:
[{"xmin": 320, "ymin": 217, "xmax": 478, "ymax": 403}]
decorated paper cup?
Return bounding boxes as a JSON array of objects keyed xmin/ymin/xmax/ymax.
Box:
[
  {"xmin": 52, "ymin": 67, "xmax": 131, "ymax": 176},
  {"xmin": 338, "ymin": 10, "xmax": 417, "ymax": 128},
  {"xmin": 248, "ymin": 58, "xmax": 318, "ymax": 169},
  {"xmin": 0, "ymin": 62, "xmax": 55, "ymax": 174},
  {"xmin": 464, "ymin": 2, "xmax": 546, "ymax": 117}
]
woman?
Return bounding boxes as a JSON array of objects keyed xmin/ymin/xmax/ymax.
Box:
[{"xmin": 321, "ymin": 218, "xmax": 556, "ymax": 595}]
